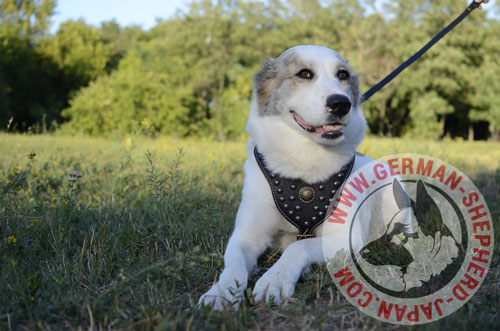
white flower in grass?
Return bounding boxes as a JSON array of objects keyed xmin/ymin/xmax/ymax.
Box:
[
  {"xmin": 68, "ymin": 171, "xmax": 82, "ymax": 178},
  {"xmin": 68, "ymin": 171, "xmax": 83, "ymax": 184}
]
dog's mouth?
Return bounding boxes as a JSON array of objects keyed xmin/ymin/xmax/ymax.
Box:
[{"xmin": 290, "ymin": 111, "xmax": 343, "ymax": 139}]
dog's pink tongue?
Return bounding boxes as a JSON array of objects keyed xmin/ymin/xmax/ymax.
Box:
[{"xmin": 292, "ymin": 112, "xmax": 343, "ymax": 134}]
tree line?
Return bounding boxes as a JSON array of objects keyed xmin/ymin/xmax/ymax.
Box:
[{"xmin": 1, "ymin": 0, "xmax": 499, "ymax": 140}]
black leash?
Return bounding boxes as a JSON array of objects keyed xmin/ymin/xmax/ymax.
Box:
[{"xmin": 361, "ymin": 1, "xmax": 483, "ymax": 103}]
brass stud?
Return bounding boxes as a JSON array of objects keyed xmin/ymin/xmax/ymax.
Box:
[
  {"xmin": 288, "ymin": 210, "xmax": 294, "ymax": 215},
  {"xmin": 290, "ymin": 184, "xmax": 297, "ymax": 190},
  {"xmin": 279, "ymin": 197, "xmax": 285, "ymax": 202},
  {"xmin": 274, "ymin": 180, "xmax": 280, "ymax": 185},
  {"xmin": 277, "ymin": 188, "xmax": 283, "ymax": 194},
  {"xmin": 319, "ymin": 196, "xmax": 325, "ymax": 202},
  {"xmin": 333, "ymin": 181, "xmax": 341, "ymax": 187},
  {"xmin": 319, "ymin": 211, "xmax": 325, "ymax": 217},
  {"xmin": 304, "ymin": 221, "xmax": 310, "ymax": 226},
  {"xmin": 295, "ymin": 216, "xmax": 301, "ymax": 221},
  {"xmin": 295, "ymin": 205, "xmax": 301, "ymax": 211},
  {"xmin": 312, "ymin": 216, "xmax": 318, "ymax": 221},
  {"xmin": 289, "ymin": 196, "xmax": 296, "ymax": 201},
  {"xmin": 313, "ymin": 205, "xmax": 319, "ymax": 211},
  {"xmin": 284, "ymin": 204, "xmax": 289, "ymax": 209},
  {"xmin": 318, "ymin": 185, "xmax": 325, "ymax": 190}
]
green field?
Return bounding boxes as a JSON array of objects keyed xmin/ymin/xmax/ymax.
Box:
[{"xmin": 1, "ymin": 134, "xmax": 499, "ymax": 330}]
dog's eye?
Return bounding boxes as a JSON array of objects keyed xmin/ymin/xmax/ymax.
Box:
[
  {"xmin": 296, "ymin": 69, "xmax": 314, "ymax": 80},
  {"xmin": 337, "ymin": 70, "xmax": 350, "ymax": 81}
]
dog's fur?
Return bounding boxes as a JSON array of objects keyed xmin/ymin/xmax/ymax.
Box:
[{"xmin": 199, "ymin": 45, "xmax": 406, "ymax": 309}]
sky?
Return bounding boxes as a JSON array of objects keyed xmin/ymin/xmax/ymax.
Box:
[{"xmin": 50, "ymin": 0, "xmax": 189, "ymax": 33}]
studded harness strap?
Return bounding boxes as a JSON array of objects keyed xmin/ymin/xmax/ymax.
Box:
[{"xmin": 254, "ymin": 147, "xmax": 355, "ymax": 238}]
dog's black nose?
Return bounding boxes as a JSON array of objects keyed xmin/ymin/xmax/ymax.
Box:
[{"xmin": 326, "ymin": 94, "xmax": 351, "ymax": 117}]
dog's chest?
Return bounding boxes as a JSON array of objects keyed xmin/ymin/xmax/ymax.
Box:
[{"xmin": 254, "ymin": 147, "xmax": 354, "ymax": 237}]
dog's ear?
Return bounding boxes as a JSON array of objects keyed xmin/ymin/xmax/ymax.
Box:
[
  {"xmin": 254, "ymin": 58, "xmax": 278, "ymax": 113},
  {"xmin": 392, "ymin": 179, "xmax": 413, "ymax": 209},
  {"xmin": 350, "ymin": 73, "xmax": 361, "ymax": 107},
  {"xmin": 414, "ymin": 180, "xmax": 442, "ymax": 227}
]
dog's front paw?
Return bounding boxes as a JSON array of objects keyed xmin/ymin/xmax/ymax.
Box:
[
  {"xmin": 198, "ymin": 281, "xmax": 245, "ymax": 310},
  {"xmin": 252, "ymin": 263, "xmax": 300, "ymax": 305}
]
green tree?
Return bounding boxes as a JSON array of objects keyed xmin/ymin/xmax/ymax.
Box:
[
  {"xmin": 0, "ymin": 0, "xmax": 55, "ymax": 38},
  {"xmin": 100, "ymin": 20, "xmax": 144, "ymax": 71},
  {"xmin": 63, "ymin": 0, "xmax": 256, "ymax": 138},
  {"xmin": 40, "ymin": 19, "xmax": 111, "ymax": 89},
  {"xmin": 469, "ymin": 20, "xmax": 500, "ymax": 140},
  {"xmin": 60, "ymin": 40, "xmax": 199, "ymax": 137},
  {"xmin": 57, "ymin": 0, "xmax": 500, "ymax": 140},
  {"xmin": 372, "ymin": 0, "xmax": 493, "ymax": 139},
  {"xmin": 0, "ymin": 0, "xmax": 59, "ymax": 128}
]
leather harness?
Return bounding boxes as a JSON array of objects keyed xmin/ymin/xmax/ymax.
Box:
[{"xmin": 254, "ymin": 147, "xmax": 354, "ymax": 238}]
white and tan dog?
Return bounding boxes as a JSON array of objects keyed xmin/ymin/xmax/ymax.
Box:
[{"xmin": 199, "ymin": 45, "xmax": 407, "ymax": 309}]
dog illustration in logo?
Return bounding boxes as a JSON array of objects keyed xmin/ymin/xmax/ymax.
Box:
[
  {"xmin": 360, "ymin": 211, "xmax": 416, "ymax": 275},
  {"xmin": 360, "ymin": 179, "xmax": 461, "ymax": 291}
]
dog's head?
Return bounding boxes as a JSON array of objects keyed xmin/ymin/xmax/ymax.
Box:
[{"xmin": 253, "ymin": 45, "xmax": 363, "ymax": 146}]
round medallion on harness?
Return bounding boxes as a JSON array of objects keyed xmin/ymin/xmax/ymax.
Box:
[{"xmin": 299, "ymin": 186, "xmax": 315, "ymax": 203}]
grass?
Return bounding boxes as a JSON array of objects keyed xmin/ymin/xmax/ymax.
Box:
[{"xmin": 0, "ymin": 133, "xmax": 499, "ymax": 330}]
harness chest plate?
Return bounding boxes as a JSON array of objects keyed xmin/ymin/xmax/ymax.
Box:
[{"xmin": 254, "ymin": 147, "xmax": 354, "ymax": 237}]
